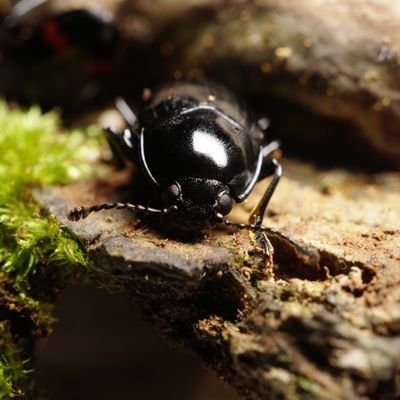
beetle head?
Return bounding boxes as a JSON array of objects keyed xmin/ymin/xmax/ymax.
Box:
[{"xmin": 161, "ymin": 178, "xmax": 233, "ymax": 223}]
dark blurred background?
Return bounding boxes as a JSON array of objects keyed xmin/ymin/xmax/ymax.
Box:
[{"xmin": 35, "ymin": 285, "xmax": 240, "ymax": 400}]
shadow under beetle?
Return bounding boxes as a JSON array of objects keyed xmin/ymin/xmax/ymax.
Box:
[{"xmin": 68, "ymin": 82, "xmax": 283, "ymax": 243}]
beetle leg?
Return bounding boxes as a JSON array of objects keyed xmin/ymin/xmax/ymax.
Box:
[
  {"xmin": 259, "ymin": 140, "xmax": 281, "ymax": 178},
  {"xmin": 104, "ymin": 127, "xmax": 127, "ymax": 169},
  {"xmin": 262, "ymin": 140, "xmax": 281, "ymax": 158},
  {"xmin": 257, "ymin": 116, "xmax": 270, "ymax": 131},
  {"xmin": 115, "ymin": 97, "xmax": 138, "ymax": 129},
  {"xmin": 105, "ymin": 98, "xmax": 140, "ymax": 168},
  {"xmin": 249, "ymin": 158, "xmax": 282, "ymax": 227},
  {"xmin": 222, "ymin": 218, "xmax": 320, "ymax": 268},
  {"xmin": 104, "ymin": 126, "xmax": 138, "ymax": 169}
]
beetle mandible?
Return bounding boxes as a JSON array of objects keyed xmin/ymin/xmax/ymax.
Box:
[{"xmin": 68, "ymin": 82, "xmax": 282, "ymax": 238}]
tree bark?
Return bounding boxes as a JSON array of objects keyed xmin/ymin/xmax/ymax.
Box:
[{"xmin": 34, "ymin": 158, "xmax": 400, "ymax": 400}]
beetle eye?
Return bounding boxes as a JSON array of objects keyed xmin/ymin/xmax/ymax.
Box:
[
  {"xmin": 216, "ymin": 192, "xmax": 233, "ymax": 215},
  {"xmin": 162, "ymin": 182, "xmax": 181, "ymax": 205}
]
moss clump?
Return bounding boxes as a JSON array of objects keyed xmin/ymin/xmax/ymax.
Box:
[
  {"xmin": 0, "ymin": 321, "xmax": 31, "ymax": 399},
  {"xmin": 0, "ymin": 101, "xmax": 101, "ymax": 398}
]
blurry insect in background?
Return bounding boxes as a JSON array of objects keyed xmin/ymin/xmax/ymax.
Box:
[{"xmin": 1, "ymin": 0, "xmax": 120, "ymax": 107}]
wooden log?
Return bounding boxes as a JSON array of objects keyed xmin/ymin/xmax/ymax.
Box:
[{"xmin": 34, "ymin": 158, "xmax": 400, "ymax": 400}]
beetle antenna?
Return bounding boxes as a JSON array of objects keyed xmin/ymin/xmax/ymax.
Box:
[
  {"xmin": 222, "ymin": 218, "xmax": 302, "ymax": 248},
  {"xmin": 222, "ymin": 218, "xmax": 319, "ymax": 264},
  {"xmin": 222, "ymin": 218, "xmax": 276, "ymax": 235},
  {"xmin": 67, "ymin": 202, "xmax": 162, "ymax": 221}
]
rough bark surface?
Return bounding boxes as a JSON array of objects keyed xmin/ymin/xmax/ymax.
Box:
[{"xmin": 34, "ymin": 159, "xmax": 400, "ymax": 400}]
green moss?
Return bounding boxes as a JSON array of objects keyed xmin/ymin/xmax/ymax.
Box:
[
  {"xmin": 0, "ymin": 100, "xmax": 102, "ymax": 398},
  {"xmin": 0, "ymin": 321, "xmax": 31, "ymax": 400}
]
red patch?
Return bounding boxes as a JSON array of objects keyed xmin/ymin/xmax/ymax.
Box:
[{"xmin": 42, "ymin": 20, "xmax": 69, "ymax": 51}]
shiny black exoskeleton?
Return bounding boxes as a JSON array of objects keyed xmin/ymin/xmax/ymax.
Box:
[{"xmin": 68, "ymin": 82, "xmax": 282, "ymax": 231}]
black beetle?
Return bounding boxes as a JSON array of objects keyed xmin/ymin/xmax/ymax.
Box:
[{"xmin": 68, "ymin": 82, "xmax": 282, "ymax": 240}]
